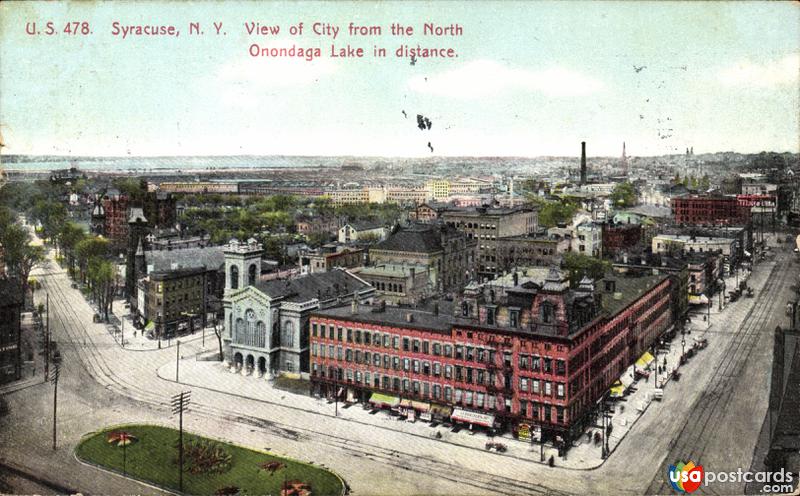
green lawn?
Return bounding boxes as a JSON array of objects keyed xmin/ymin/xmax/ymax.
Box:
[{"xmin": 76, "ymin": 424, "xmax": 344, "ymax": 495}]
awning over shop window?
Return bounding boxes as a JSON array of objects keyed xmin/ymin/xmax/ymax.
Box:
[
  {"xmin": 430, "ymin": 404, "xmax": 452, "ymax": 417},
  {"xmin": 635, "ymin": 351, "xmax": 655, "ymax": 368},
  {"xmin": 451, "ymin": 407, "xmax": 495, "ymax": 427},
  {"xmin": 369, "ymin": 392, "xmax": 399, "ymax": 407},
  {"xmin": 398, "ymin": 399, "xmax": 431, "ymax": 412},
  {"xmin": 144, "ymin": 321, "xmax": 155, "ymax": 331},
  {"xmin": 688, "ymin": 294, "xmax": 709, "ymax": 305},
  {"xmin": 411, "ymin": 401, "xmax": 430, "ymax": 412}
]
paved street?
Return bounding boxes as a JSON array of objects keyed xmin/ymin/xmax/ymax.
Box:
[{"xmin": 0, "ymin": 235, "xmax": 793, "ymax": 495}]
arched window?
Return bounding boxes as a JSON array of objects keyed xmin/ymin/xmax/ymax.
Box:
[
  {"xmin": 230, "ymin": 265, "xmax": 239, "ymax": 290},
  {"xmin": 248, "ymin": 263, "xmax": 257, "ymax": 286},
  {"xmin": 282, "ymin": 321, "xmax": 294, "ymax": 348},
  {"xmin": 256, "ymin": 321, "xmax": 266, "ymax": 348},
  {"xmin": 245, "ymin": 309, "xmax": 256, "ymax": 346}
]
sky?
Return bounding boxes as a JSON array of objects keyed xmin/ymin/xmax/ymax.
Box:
[{"xmin": 0, "ymin": 1, "xmax": 798, "ymax": 158}]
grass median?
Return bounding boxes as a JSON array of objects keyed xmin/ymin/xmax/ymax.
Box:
[{"xmin": 76, "ymin": 424, "xmax": 344, "ymax": 495}]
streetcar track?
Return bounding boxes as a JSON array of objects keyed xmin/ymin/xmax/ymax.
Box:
[
  {"xmin": 647, "ymin": 255, "xmax": 790, "ymax": 494},
  {"xmin": 37, "ymin": 259, "xmax": 566, "ymax": 496}
]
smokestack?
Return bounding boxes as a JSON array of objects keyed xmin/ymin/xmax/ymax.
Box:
[{"xmin": 580, "ymin": 141, "xmax": 587, "ymax": 185}]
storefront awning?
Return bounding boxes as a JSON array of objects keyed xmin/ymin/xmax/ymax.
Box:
[
  {"xmin": 144, "ymin": 321, "xmax": 155, "ymax": 331},
  {"xmin": 688, "ymin": 294, "xmax": 709, "ymax": 305},
  {"xmin": 430, "ymin": 404, "xmax": 452, "ymax": 417},
  {"xmin": 451, "ymin": 407, "xmax": 495, "ymax": 427},
  {"xmin": 369, "ymin": 392, "xmax": 399, "ymax": 407},
  {"xmin": 399, "ymin": 399, "xmax": 430, "ymax": 411},
  {"xmin": 635, "ymin": 351, "xmax": 655, "ymax": 368}
]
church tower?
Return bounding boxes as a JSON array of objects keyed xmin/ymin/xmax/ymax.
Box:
[
  {"xmin": 222, "ymin": 238, "xmax": 264, "ymax": 364},
  {"xmin": 223, "ymin": 238, "xmax": 263, "ymax": 295},
  {"xmin": 126, "ymin": 207, "xmax": 148, "ymax": 305}
]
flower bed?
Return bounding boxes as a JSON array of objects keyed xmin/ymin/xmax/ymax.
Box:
[{"xmin": 76, "ymin": 424, "xmax": 344, "ymax": 495}]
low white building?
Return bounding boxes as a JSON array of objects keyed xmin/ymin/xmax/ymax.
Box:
[{"xmin": 338, "ymin": 221, "xmax": 387, "ymax": 244}]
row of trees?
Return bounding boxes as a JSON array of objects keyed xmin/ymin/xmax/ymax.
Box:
[
  {"xmin": 673, "ymin": 173, "xmax": 711, "ymax": 191},
  {"xmin": 55, "ymin": 222, "xmax": 116, "ymax": 321}
]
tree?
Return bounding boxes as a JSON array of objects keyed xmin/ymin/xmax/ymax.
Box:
[
  {"xmin": 87, "ymin": 258, "xmax": 116, "ymax": 321},
  {"xmin": 610, "ymin": 182, "xmax": 637, "ymax": 209},
  {"xmin": 0, "ymin": 211, "xmax": 45, "ymax": 306},
  {"xmin": 528, "ymin": 197, "xmax": 579, "ymax": 228},
  {"xmin": 57, "ymin": 222, "xmax": 87, "ymax": 277},
  {"xmin": 562, "ymin": 252, "xmax": 610, "ymax": 287},
  {"xmin": 31, "ymin": 199, "xmax": 67, "ymax": 246},
  {"xmin": 699, "ymin": 174, "xmax": 710, "ymax": 191},
  {"xmin": 75, "ymin": 236, "xmax": 110, "ymax": 284}
]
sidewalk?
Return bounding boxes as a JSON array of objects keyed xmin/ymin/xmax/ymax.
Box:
[{"xmin": 155, "ymin": 324, "xmax": 706, "ymax": 471}]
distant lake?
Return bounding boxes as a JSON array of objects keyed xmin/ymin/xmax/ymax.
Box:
[{"xmin": 0, "ymin": 155, "xmax": 366, "ymax": 172}]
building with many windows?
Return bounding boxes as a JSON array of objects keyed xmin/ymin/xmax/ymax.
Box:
[
  {"xmin": 369, "ymin": 223, "xmax": 476, "ymax": 293},
  {"xmin": 309, "ymin": 267, "xmax": 674, "ymax": 449},
  {"xmin": 441, "ymin": 206, "xmax": 538, "ymax": 281},
  {"xmin": 671, "ymin": 195, "xmax": 751, "ymax": 226}
]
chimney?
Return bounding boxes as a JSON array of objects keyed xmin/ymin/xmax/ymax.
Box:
[
  {"xmin": 580, "ymin": 141, "xmax": 587, "ymax": 185},
  {"xmin": 433, "ymin": 302, "xmax": 439, "ymax": 316},
  {"xmin": 405, "ymin": 312, "xmax": 414, "ymax": 323},
  {"xmin": 513, "ymin": 272, "xmax": 519, "ymax": 286},
  {"xmin": 351, "ymin": 299, "xmax": 358, "ymax": 315}
]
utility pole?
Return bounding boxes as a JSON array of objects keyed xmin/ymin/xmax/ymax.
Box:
[
  {"xmin": 51, "ymin": 361, "xmax": 60, "ymax": 450},
  {"xmin": 653, "ymin": 345, "xmax": 659, "ymax": 388},
  {"xmin": 171, "ymin": 391, "xmax": 191, "ymax": 494},
  {"xmin": 44, "ymin": 292, "xmax": 49, "ymax": 383}
]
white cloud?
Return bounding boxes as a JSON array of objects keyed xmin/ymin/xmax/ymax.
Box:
[
  {"xmin": 718, "ymin": 54, "xmax": 799, "ymax": 87},
  {"xmin": 407, "ymin": 60, "xmax": 604, "ymax": 98},
  {"xmin": 214, "ymin": 39, "xmax": 338, "ymax": 106}
]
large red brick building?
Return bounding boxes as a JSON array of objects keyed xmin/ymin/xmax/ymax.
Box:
[
  {"xmin": 309, "ymin": 268, "xmax": 674, "ymax": 448},
  {"xmin": 671, "ymin": 195, "xmax": 751, "ymax": 226},
  {"xmin": 601, "ymin": 223, "xmax": 643, "ymax": 254}
]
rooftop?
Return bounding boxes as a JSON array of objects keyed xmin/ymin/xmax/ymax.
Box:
[
  {"xmin": 145, "ymin": 246, "xmax": 224, "ymax": 272},
  {"xmin": 255, "ymin": 269, "xmax": 372, "ymax": 304},
  {"xmin": 372, "ymin": 223, "xmax": 462, "ymax": 254},
  {"xmin": 359, "ymin": 263, "xmax": 429, "ymax": 277}
]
